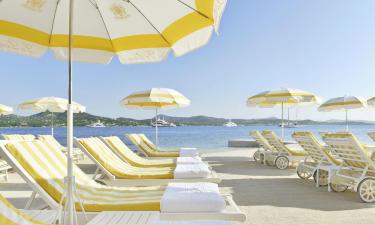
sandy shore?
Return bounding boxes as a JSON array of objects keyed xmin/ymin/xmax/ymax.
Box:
[{"xmin": 2, "ymin": 147, "xmax": 375, "ymax": 225}]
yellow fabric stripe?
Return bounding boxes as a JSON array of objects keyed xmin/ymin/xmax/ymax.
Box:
[
  {"xmin": 50, "ymin": 34, "xmax": 113, "ymax": 51},
  {"xmin": 0, "ymin": 20, "xmax": 49, "ymax": 46},
  {"xmin": 320, "ymin": 101, "xmax": 364, "ymax": 107},
  {"xmin": 125, "ymin": 102, "xmax": 178, "ymax": 107},
  {"xmin": 126, "ymin": 93, "xmax": 187, "ymax": 99},
  {"xmin": 129, "ymin": 134, "xmax": 179, "ymax": 157},
  {"xmin": 0, "ymin": 195, "xmax": 51, "ymax": 225},
  {"xmin": 196, "ymin": 0, "xmax": 215, "ymax": 19},
  {"xmin": 112, "ymin": 34, "xmax": 169, "ymax": 51},
  {"xmin": 162, "ymin": 12, "xmax": 213, "ymax": 44}
]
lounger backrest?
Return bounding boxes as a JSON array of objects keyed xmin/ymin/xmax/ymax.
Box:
[
  {"xmin": 250, "ymin": 131, "xmax": 277, "ymax": 153},
  {"xmin": 102, "ymin": 136, "xmax": 147, "ymax": 166},
  {"xmin": 2, "ymin": 134, "xmax": 35, "ymax": 141},
  {"xmin": 127, "ymin": 134, "xmax": 155, "ymax": 155},
  {"xmin": 261, "ymin": 131, "xmax": 290, "ymax": 155},
  {"xmin": 322, "ymin": 132, "xmax": 375, "ymax": 170},
  {"xmin": 292, "ymin": 132, "xmax": 337, "ymax": 165},
  {"xmin": 368, "ymin": 132, "xmax": 375, "ymax": 143},
  {"xmin": 38, "ymin": 135, "xmax": 64, "ymax": 150},
  {"xmin": 138, "ymin": 134, "xmax": 158, "ymax": 150},
  {"xmin": 0, "ymin": 194, "xmax": 51, "ymax": 225}
]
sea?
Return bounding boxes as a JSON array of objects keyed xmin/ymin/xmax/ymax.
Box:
[{"xmin": 1, "ymin": 125, "xmax": 375, "ymax": 150}]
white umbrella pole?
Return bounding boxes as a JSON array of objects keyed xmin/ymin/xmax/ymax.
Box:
[
  {"xmin": 155, "ymin": 108, "xmax": 158, "ymax": 147},
  {"xmin": 65, "ymin": 0, "xmax": 76, "ymax": 224},
  {"xmin": 345, "ymin": 109, "xmax": 349, "ymax": 131},
  {"xmin": 51, "ymin": 111, "xmax": 54, "ymax": 137},
  {"xmin": 281, "ymin": 102, "xmax": 284, "ymax": 140}
]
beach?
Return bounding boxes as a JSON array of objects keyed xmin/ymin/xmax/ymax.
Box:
[{"xmin": 2, "ymin": 146, "xmax": 375, "ymax": 225}]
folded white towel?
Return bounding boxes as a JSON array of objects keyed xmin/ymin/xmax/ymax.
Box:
[
  {"xmin": 180, "ymin": 148, "xmax": 199, "ymax": 157},
  {"xmin": 161, "ymin": 183, "xmax": 226, "ymax": 213},
  {"xmin": 174, "ymin": 163, "xmax": 211, "ymax": 178},
  {"xmin": 176, "ymin": 156, "xmax": 203, "ymax": 164},
  {"xmin": 152, "ymin": 221, "xmax": 231, "ymax": 225}
]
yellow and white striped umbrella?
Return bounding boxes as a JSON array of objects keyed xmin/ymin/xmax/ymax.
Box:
[
  {"xmin": 247, "ymin": 88, "xmax": 320, "ymax": 138},
  {"xmin": 19, "ymin": 97, "xmax": 85, "ymax": 136},
  {"xmin": 121, "ymin": 88, "xmax": 190, "ymax": 146},
  {"xmin": 121, "ymin": 88, "xmax": 190, "ymax": 110},
  {"xmin": 318, "ymin": 96, "xmax": 367, "ymax": 131},
  {"xmin": 0, "ymin": 0, "xmax": 226, "ymax": 64},
  {"xmin": 0, "ymin": 104, "xmax": 13, "ymax": 115},
  {"xmin": 19, "ymin": 96, "xmax": 85, "ymax": 113}
]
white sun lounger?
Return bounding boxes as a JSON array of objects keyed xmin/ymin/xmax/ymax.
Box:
[
  {"xmin": 0, "ymin": 140, "xmax": 245, "ymax": 222},
  {"xmin": 73, "ymin": 137, "xmax": 221, "ymax": 186}
]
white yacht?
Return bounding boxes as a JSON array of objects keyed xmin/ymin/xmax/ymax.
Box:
[
  {"xmin": 87, "ymin": 120, "xmax": 106, "ymax": 128},
  {"xmin": 223, "ymin": 119, "xmax": 238, "ymax": 127},
  {"xmin": 151, "ymin": 118, "xmax": 176, "ymax": 127}
]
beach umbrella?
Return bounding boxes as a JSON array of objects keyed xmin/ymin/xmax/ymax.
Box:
[
  {"xmin": 0, "ymin": 104, "xmax": 13, "ymax": 115},
  {"xmin": 18, "ymin": 97, "xmax": 86, "ymax": 136},
  {"xmin": 367, "ymin": 97, "xmax": 375, "ymax": 107},
  {"xmin": 319, "ymin": 96, "xmax": 367, "ymax": 131},
  {"xmin": 120, "ymin": 88, "xmax": 190, "ymax": 146},
  {"xmin": 0, "ymin": 1, "xmax": 227, "ymax": 224},
  {"xmin": 247, "ymin": 88, "xmax": 320, "ymax": 139}
]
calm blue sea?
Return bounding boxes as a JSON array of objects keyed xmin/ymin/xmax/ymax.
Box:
[{"xmin": 1, "ymin": 125, "xmax": 375, "ymax": 150}]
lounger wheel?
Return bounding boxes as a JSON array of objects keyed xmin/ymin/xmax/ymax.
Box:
[
  {"xmin": 296, "ymin": 164, "xmax": 312, "ymax": 179},
  {"xmin": 313, "ymin": 170, "xmax": 328, "ymax": 186},
  {"xmin": 275, "ymin": 156, "xmax": 289, "ymax": 170},
  {"xmin": 94, "ymin": 179, "xmax": 107, "ymax": 186},
  {"xmin": 329, "ymin": 183, "xmax": 348, "ymax": 192},
  {"xmin": 253, "ymin": 150, "xmax": 261, "ymax": 162},
  {"xmin": 358, "ymin": 178, "xmax": 375, "ymax": 203}
]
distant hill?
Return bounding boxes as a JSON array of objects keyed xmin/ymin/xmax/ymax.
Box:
[{"xmin": 0, "ymin": 112, "xmax": 373, "ymax": 127}]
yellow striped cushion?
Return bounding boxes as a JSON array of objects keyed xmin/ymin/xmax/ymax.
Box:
[
  {"xmin": 262, "ymin": 131, "xmax": 306, "ymax": 156},
  {"xmin": 128, "ymin": 134, "xmax": 179, "ymax": 157},
  {"xmin": 139, "ymin": 134, "xmax": 179, "ymax": 152},
  {"xmin": 79, "ymin": 137, "xmax": 174, "ymax": 179},
  {"xmin": 104, "ymin": 136, "xmax": 176, "ymax": 168},
  {"xmin": 0, "ymin": 195, "xmax": 51, "ymax": 225},
  {"xmin": 5, "ymin": 140, "xmax": 164, "ymax": 211}
]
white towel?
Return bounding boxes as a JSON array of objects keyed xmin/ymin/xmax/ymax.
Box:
[
  {"xmin": 180, "ymin": 148, "xmax": 199, "ymax": 157},
  {"xmin": 161, "ymin": 183, "xmax": 226, "ymax": 213},
  {"xmin": 176, "ymin": 156, "xmax": 203, "ymax": 164},
  {"xmin": 174, "ymin": 163, "xmax": 211, "ymax": 178},
  {"xmin": 152, "ymin": 221, "xmax": 231, "ymax": 225}
]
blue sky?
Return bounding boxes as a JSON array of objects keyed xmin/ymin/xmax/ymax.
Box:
[{"xmin": 2, "ymin": 0, "xmax": 375, "ymax": 121}]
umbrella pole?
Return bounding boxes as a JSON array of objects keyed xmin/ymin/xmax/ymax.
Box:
[
  {"xmin": 65, "ymin": 0, "xmax": 77, "ymax": 224},
  {"xmin": 51, "ymin": 111, "xmax": 54, "ymax": 137},
  {"xmin": 281, "ymin": 102, "xmax": 284, "ymax": 140},
  {"xmin": 155, "ymin": 108, "xmax": 158, "ymax": 147},
  {"xmin": 346, "ymin": 109, "xmax": 348, "ymax": 131}
]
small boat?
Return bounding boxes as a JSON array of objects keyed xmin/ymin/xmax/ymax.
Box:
[
  {"xmin": 151, "ymin": 118, "xmax": 176, "ymax": 127},
  {"xmin": 224, "ymin": 119, "xmax": 238, "ymax": 127},
  {"xmin": 87, "ymin": 120, "xmax": 106, "ymax": 128}
]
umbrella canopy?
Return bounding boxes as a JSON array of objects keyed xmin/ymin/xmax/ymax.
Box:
[
  {"xmin": 247, "ymin": 88, "xmax": 320, "ymax": 139},
  {"xmin": 121, "ymin": 88, "xmax": 190, "ymax": 145},
  {"xmin": 19, "ymin": 97, "xmax": 86, "ymax": 136},
  {"xmin": 318, "ymin": 96, "xmax": 367, "ymax": 131},
  {"xmin": 0, "ymin": 104, "xmax": 13, "ymax": 115},
  {"xmin": 367, "ymin": 97, "xmax": 375, "ymax": 107},
  {"xmin": 0, "ymin": 1, "xmax": 227, "ymax": 224},
  {"xmin": 19, "ymin": 97, "xmax": 86, "ymax": 113},
  {"xmin": 0, "ymin": 0, "xmax": 226, "ymax": 64}
]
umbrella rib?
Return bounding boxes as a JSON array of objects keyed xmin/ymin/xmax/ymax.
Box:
[
  {"xmin": 127, "ymin": 1, "xmax": 172, "ymax": 46},
  {"xmin": 92, "ymin": 0, "xmax": 116, "ymax": 52},
  {"xmin": 48, "ymin": 0, "xmax": 61, "ymax": 46},
  {"xmin": 175, "ymin": 0, "xmax": 211, "ymax": 20}
]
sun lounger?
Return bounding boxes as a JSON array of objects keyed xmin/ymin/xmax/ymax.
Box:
[
  {"xmin": 261, "ymin": 131, "xmax": 307, "ymax": 169},
  {"xmin": 100, "ymin": 136, "xmax": 203, "ymax": 168},
  {"xmin": 0, "ymin": 140, "xmax": 245, "ymax": 222},
  {"xmin": 322, "ymin": 132, "xmax": 375, "ymax": 202},
  {"xmin": 292, "ymin": 132, "xmax": 342, "ymax": 188},
  {"xmin": 250, "ymin": 131, "xmax": 278, "ymax": 164},
  {"xmin": 38, "ymin": 135, "xmax": 85, "ymax": 161},
  {"xmin": 1, "ymin": 134, "xmax": 35, "ymax": 141},
  {"xmin": 74, "ymin": 137, "xmax": 220, "ymax": 186},
  {"xmin": 128, "ymin": 134, "xmax": 199, "ymax": 158}
]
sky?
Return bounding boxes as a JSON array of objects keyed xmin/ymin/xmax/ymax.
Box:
[{"xmin": 2, "ymin": 0, "xmax": 375, "ymax": 121}]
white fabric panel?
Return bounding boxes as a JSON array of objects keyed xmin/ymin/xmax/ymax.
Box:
[
  {"xmin": 179, "ymin": 148, "xmax": 199, "ymax": 157},
  {"xmin": 117, "ymin": 48, "xmax": 170, "ymax": 64},
  {"xmin": 0, "ymin": 35, "xmax": 46, "ymax": 57},
  {"xmin": 161, "ymin": 182, "xmax": 225, "ymax": 212},
  {"xmin": 176, "ymin": 157, "xmax": 202, "ymax": 164},
  {"xmin": 52, "ymin": 47, "xmax": 114, "ymax": 64},
  {"xmin": 172, "ymin": 26, "xmax": 213, "ymax": 56},
  {"xmin": 174, "ymin": 163, "xmax": 210, "ymax": 178}
]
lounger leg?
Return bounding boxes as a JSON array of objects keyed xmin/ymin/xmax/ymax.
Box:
[
  {"xmin": 24, "ymin": 191, "xmax": 37, "ymax": 209},
  {"xmin": 316, "ymin": 169, "xmax": 319, "ymax": 188},
  {"xmin": 92, "ymin": 167, "xmax": 100, "ymax": 179}
]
